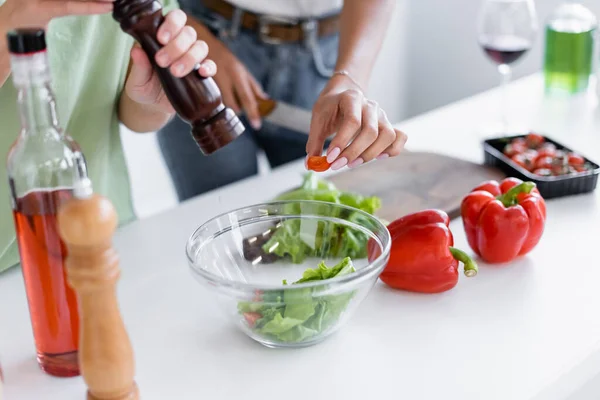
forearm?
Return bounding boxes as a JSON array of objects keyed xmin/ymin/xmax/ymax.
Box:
[
  {"xmin": 118, "ymin": 91, "xmax": 174, "ymax": 133},
  {"xmin": 334, "ymin": 0, "xmax": 395, "ymax": 89}
]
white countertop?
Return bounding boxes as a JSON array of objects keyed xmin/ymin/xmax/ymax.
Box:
[{"xmin": 2, "ymin": 73, "xmax": 600, "ymax": 400}]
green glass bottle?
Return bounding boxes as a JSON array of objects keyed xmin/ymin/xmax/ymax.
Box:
[{"xmin": 544, "ymin": 1, "xmax": 598, "ymax": 95}]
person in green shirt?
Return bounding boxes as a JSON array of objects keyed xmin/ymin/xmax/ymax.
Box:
[{"xmin": 0, "ymin": 0, "xmax": 216, "ymax": 273}]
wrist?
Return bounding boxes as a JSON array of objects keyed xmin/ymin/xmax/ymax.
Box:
[{"xmin": 323, "ymin": 71, "xmax": 363, "ymax": 96}]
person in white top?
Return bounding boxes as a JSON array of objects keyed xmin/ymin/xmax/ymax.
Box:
[{"xmin": 157, "ymin": 0, "xmax": 406, "ymax": 201}]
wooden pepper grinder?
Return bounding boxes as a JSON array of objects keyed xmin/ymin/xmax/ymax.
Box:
[
  {"xmin": 57, "ymin": 178, "xmax": 139, "ymax": 400},
  {"xmin": 112, "ymin": 0, "xmax": 245, "ymax": 155}
]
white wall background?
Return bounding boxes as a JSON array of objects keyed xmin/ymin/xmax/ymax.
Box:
[{"xmin": 123, "ymin": 0, "xmax": 600, "ymax": 219}]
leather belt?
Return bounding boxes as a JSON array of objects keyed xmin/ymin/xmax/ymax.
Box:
[{"xmin": 201, "ymin": 0, "xmax": 341, "ymax": 44}]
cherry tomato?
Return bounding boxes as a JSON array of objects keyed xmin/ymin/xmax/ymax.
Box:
[
  {"xmin": 554, "ymin": 150, "xmax": 567, "ymax": 160},
  {"xmin": 567, "ymin": 153, "xmax": 585, "ymax": 166},
  {"xmin": 534, "ymin": 156, "xmax": 554, "ymax": 170},
  {"xmin": 503, "ymin": 142, "xmax": 527, "ymax": 157},
  {"xmin": 574, "ymin": 165, "xmax": 589, "ymax": 173},
  {"xmin": 306, "ymin": 156, "xmax": 331, "ymax": 172},
  {"xmin": 526, "ymin": 132, "xmax": 545, "ymax": 148},
  {"xmin": 523, "ymin": 149, "xmax": 539, "ymax": 160},
  {"xmin": 511, "ymin": 153, "xmax": 535, "ymax": 171},
  {"xmin": 533, "ymin": 168, "xmax": 553, "ymax": 176},
  {"xmin": 512, "ymin": 137, "xmax": 527, "ymax": 147},
  {"xmin": 537, "ymin": 143, "xmax": 557, "ymax": 159},
  {"xmin": 551, "ymin": 162, "xmax": 570, "ymax": 175},
  {"xmin": 243, "ymin": 312, "xmax": 262, "ymax": 328}
]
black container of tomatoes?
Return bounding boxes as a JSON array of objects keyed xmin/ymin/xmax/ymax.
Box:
[{"xmin": 483, "ymin": 132, "xmax": 599, "ymax": 199}]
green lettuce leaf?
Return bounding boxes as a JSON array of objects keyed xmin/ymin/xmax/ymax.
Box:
[
  {"xmin": 240, "ymin": 257, "xmax": 358, "ymax": 344},
  {"xmin": 262, "ymin": 173, "xmax": 381, "ymax": 264}
]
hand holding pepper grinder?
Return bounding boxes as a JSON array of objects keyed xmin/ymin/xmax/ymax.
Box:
[{"xmin": 113, "ymin": 0, "xmax": 245, "ymax": 155}]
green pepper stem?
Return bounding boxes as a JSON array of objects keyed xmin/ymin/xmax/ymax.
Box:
[
  {"xmin": 496, "ymin": 182, "xmax": 536, "ymax": 207},
  {"xmin": 449, "ymin": 247, "xmax": 478, "ymax": 277}
]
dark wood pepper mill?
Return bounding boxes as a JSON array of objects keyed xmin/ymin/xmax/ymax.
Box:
[
  {"xmin": 113, "ymin": 0, "xmax": 245, "ymax": 155},
  {"xmin": 58, "ymin": 178, "xmax": 139, "ymax": 400}
]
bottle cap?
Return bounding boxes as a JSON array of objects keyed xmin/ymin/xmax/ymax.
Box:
[
  {"xmin": 7, "ymin": 29, "xmax": 46, "ymax": 54},
  {"xmin": 191, "ymin": 108, "xmax": 246, "ymax": 155}
]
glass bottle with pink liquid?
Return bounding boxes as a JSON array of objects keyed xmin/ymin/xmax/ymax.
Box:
[{"xmin": 6, "ymin": 29, "xmax": 88, "ymax": 377}]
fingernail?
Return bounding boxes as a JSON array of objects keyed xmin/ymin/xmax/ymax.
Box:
[
  {"xmin": 251, "ymin": 119, "xmax": 262, "ymax": 130},
  {"xmin": 326, "ymin": 147, "xmax": 341, "ymax": 163},
  {"xmin": 174, "ymin": 64, "xmax": 184, "ymax": 75},
  {"xmin": 200, "ymin": 64, "xmax": 213, "ymax": 75},
  {"xmin": 348, "ymin": 158, "xmax": 364, "ymax": 169},
  {"xmin": 377, "ymin": 153, "xmax": 389, "ymax": 160},
  {"xmin": 156, "ymin": 53, "xmax": 168, "ymax": 67},
  {"xmin": 331, "ymin": 157, "xmax": 348, "ymax": 171}
]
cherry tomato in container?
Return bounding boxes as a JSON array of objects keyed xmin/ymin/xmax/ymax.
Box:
[
  {"xmin": 513, "ymin": 149, "xmax": 538, "ymax": 171},
  {"xmin": 504, "ymin": 142, "xmax": 527, "ymax": 157},
  {"xmin": 554, "ymin": 150, "xmax": 567, "ymax": 161},
  {"xmin": 534, "ymin": 156, "xmax": 554, "ymax": 170},
  {"xmin": 524, "ymin": 149, "xmax": 539, "ymax": 158},
  {"xmin": 537, "ymin": 143, "xmax": 557, "ymax": 159},
  {"xmin": 511, "ymin": 154, "xmax": 528, "ymax": 170},
  {"xmin": 568, "ymin": 153, "xmax": 585, "ymax": 167},
  {"xmin": 526, "ymin": 133, "xmax": 545, "ymax": 148},
  {"xmin": 513, "ymin": 137, "xmax": 527, "ymax": 147}
]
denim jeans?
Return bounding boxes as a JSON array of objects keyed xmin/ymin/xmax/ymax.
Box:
[{"xmin": 157, "ymin": 1, "xmax": 340, "ymax": 201}]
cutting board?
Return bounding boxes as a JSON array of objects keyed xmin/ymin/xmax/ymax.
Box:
[{"xmin": 327, "ymin": 151, "xmax": 505, "ymax": 222}]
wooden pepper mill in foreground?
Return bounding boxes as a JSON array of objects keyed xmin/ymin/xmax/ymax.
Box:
[{"xmin": 57, "ymin": 178, "xmax": 139, "ymax": 400}]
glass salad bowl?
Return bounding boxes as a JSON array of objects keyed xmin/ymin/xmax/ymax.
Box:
[{"xmin": 186, "ymin": 200, "xmax": 391, "ymax": 348}]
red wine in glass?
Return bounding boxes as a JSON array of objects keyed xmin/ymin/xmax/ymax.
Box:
[{"xmin": 480, "ymin": 35, "xmax": 532, "ymax": 65}]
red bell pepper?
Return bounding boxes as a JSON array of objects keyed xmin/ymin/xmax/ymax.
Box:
[
  {"xmin": 461, "ymin": 177, "xmax": 546, "ymax": 264},
  {"xmin": 369, "ymin": 209, "xmax": 478, "ymax": 294}
]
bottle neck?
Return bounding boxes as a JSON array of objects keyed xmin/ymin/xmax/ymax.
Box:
[{"xmin": 10, "ymin": 51, "xmax": 62, "ymax": 136}]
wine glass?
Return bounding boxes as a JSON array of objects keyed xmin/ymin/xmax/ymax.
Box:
[{"xmin": 478, "ymin": 0, "xmax": 537, "ymax": 134}]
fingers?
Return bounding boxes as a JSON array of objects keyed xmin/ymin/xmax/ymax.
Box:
[
  {"xmin": 338, "ymin": 100, "xmax": 380, "ymax": 168},
  {"xmin": 384, "ymin": 128, "xmax": 408, "ymax": 158},
  {"xmin": 358, "ymin": 107, "xmax": 398, "ymax": 163},
  {"xmin": 316, "ymin": 89, "xmax": 406, "ymax": 170},
  {"xmin": 170, "ymin": 39, "xmax": 208, "ymax": 77},
  {"xmin": 219, "ymin": 82, "xmax": 241, "ymax": 114},
  {"xmin": 324, "ymin": 90, "xmax": 363, "ymax": 169},
  {"xmin": 156, "ymin": 25, "xmax": 196, "ymax": 69},
  {"xmin": 249, "ymin": 76, "xmax": 269, "ymax": 100},
  {"xmin": 305, "ymin": 101, "xmax": 330, "ymax": 157},
  {"xmin": 154, "ymin": 10, "xmax": 215, "ymax": 79},
  {"xmin": 156, "ymin": 9, "xmax": 188, "ymax": 45},
  {"xmin": 376, "ymin": 108, "xmax": 407, "ymax": 158},
  {"xmin": 198, "ymin": 59, "xmax": 217, "ymax": 77},
  {"xmin": 45, "ymin": 0, "xmax": 114, "ymax": 18},
  {"xmin": 128, "ymin": 45, "xmax": 153, "ymax": 86},
  {"xmin": 233, "ymin": 74, "xmax": 261, "ymax": 130},
  {"xmin": 127, "ymin": 46, "xmax": 161, "ymax": 98}
]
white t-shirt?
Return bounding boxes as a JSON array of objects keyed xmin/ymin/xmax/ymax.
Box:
[{"xmin": 225, "ymin": 0, "xmax": 343, "ymax": 18}]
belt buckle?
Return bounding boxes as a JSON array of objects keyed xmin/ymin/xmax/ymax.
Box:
[{"xmin": 258, "ymin": 15, "xmax": 298, "ymax": 45}]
